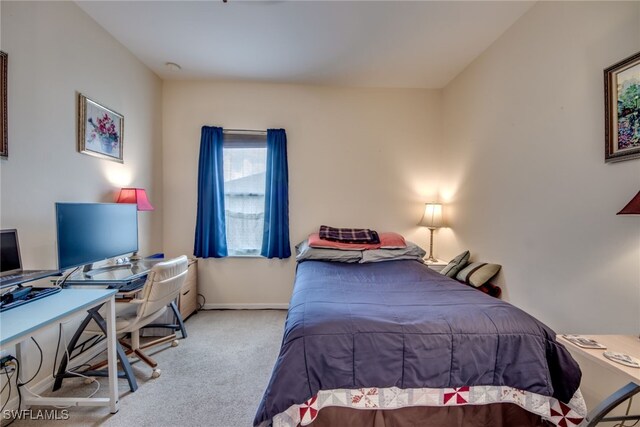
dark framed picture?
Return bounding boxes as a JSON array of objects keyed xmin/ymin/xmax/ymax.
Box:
[
  {"xmin": 77, "ymin": 93, "xmax": 124, "ymax": 163},
  {"xmin": 605, "ymin": 51, "xmax": 640, "ymax": 163},
  {"xmin": 1, "ymin": 51, "xmax": 7, "ymax": 159}
]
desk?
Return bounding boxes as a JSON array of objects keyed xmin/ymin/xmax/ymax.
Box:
[
  {"xmin": 558, "ymin": 335, "xmax": 640, "ymax": 426},
  {"xmin": 0, "ymin": 289, "xmax": 119, "ymax": 413}
]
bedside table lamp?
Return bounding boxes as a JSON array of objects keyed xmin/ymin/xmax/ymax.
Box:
[
  {"xmin": 418, "ymin": 202, "xmax": 445, "ymax": 263},
  {"xmin": 116, "ymin": 188, "xmax": 154, "ymax": 260}
]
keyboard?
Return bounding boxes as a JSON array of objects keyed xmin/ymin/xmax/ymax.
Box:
[
  {"xmin": 0, "ymin": 287, "xmax": 62, "ymax": 312},
  {"xmin": 112, "ymin": 276, "xmax": 147, "ymax": 293},
  {"xmin": 2, "ymin": 270, "xmax": 52, "ymax": 280},
  {"xmin": 1, "ymin": 270, "xmax": 60, "ymax": 287}
]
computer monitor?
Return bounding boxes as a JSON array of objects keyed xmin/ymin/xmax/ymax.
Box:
[
  {"xmin": 1, "ymin": 229, "xmax": 22, "ymax": 276},
  {"xmin": 56, "ymin": 203, "xmax": 138, "ymax": 272}
]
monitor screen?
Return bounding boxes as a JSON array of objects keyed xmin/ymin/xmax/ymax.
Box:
[
  {"xmin": 1, "ymin": 229, "xmax": 22, "ymax": 275},
  {"xmin": 56, "ymin": 203, "xmax": 139, "ymax": 270}
]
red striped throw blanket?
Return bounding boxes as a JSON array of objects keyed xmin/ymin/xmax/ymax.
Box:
[{"xmin": 318, "ymin": 225, "xmax": 380, "ymax": 244}]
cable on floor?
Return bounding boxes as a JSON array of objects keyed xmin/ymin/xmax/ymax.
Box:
[{"xmin": 197, "ymin": 293, "xmax": 206, "ymax": 311}]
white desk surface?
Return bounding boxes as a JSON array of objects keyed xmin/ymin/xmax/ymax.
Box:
[
  {"xmin": 557, "ymin": 334, "xmax": 640, "ymax": 384},
  {"xmin": 0, "ymin": 288, "xmax": 117, "ymax": 347}
]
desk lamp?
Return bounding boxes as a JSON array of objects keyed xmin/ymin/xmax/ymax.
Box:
[
  {"xmin": 116, "ymin": 188, "xmax": 154, "ymax": 211},
  {"xmin": 418, "ymin": 202, "xmax": 445, "ymax": 263},
  {"xmin": 116, "ymin": 188, "xmax": 154, "ymax": 260}
]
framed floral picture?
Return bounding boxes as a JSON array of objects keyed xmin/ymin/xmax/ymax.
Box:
[
  {"xmin": 605, "ymin": 51, "xmax": 640, "ymax": 163},
  {"xmin": 1, "ymin": 51, "xmax": 7, "ymax": 159},
  {"xmin": 77, "ymin": 93, "xmax": 124, "ymax": 163}
]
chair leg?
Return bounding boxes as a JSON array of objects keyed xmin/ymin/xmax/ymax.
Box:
[
  {"xmin": 133, "ymin": 349, "xmax": 158, "ymax": 368},
  {"xmin": 140, "ymin": 333, "xmax": 178, "ymax": 351},
  {"xmin": 94, "ymin": 326, "xmax": 178, "ymax": 380},
  {"xmin": 131, "ymin": 329, "xmax": 141, "ymax": 351},
  {"xmin": 80, "ymin": 340, "xmax": 138, "ymax": 392},
  {"xmin": 129, "ymin": 330, "xmax": 157, "ymax": 368},
  {"xmin": 86, "ymin": 340, "xmax": 133, "ymax": 371},
  {"xmin": 96, "ymin": 331, "xmax": 175, "ymax": 373}
]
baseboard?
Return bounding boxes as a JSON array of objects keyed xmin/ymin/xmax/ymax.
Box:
[
  {"xmin": 2, "ymin": 341, "xmax": 107, "ymax": 412},
  {"xmin": 202, "ymin": 303, "xmax": 289, "ymax": 310}
]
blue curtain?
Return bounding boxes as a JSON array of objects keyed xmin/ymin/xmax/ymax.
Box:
[
  {"xmin": 194, "ymin": 126, "xmax": 228, "ymax": 258},
  {"xmin": 261, "ymin": 129, "xmax": 291, "ymax": 259}
]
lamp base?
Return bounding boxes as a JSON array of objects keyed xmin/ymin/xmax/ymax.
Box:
[
  {"xmin": 425, "ymin": 256, "xmax": 439, "ymax": 263},
  {"xmin": 426, "ymin": 227, "xmax": 438, "ymax": 263}
]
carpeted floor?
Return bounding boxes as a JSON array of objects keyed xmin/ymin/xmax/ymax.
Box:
[{"xmin": 12, "ymin": 310, "xmax": 287, "ymax": 427}]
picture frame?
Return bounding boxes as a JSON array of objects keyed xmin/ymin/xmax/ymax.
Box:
[
  {"xmin": 604, "ymin": 51, "xmax": 640, "ymax": 163},
  {"xmin": 77, "ymin": 93, "xmax": 124, "ymax": 163},
  {"xmin": 1, "ymin": 51, "xmax": 7, "ymax": 159}
]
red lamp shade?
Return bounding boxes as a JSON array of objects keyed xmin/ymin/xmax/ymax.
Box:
[
  {"xmin": 617, "ymin": 191, "xmax": 640, "ymax": 215},
  {"xmin": 116, "ymin": 188, "xmax": 154, "ymax": 211}
]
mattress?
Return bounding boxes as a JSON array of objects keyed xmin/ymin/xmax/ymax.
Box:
[{"xmin": 255, "ymin": 260, "xmax": 586, "ymax": 427}]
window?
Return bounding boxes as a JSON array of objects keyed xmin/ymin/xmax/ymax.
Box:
[
  {"xmin": 222, "ymin": 132, "xmax": 267, "ymax": 256},
  {"xmin": 194, "ymin": 127, "xmax": 289, "ymax": 259}
]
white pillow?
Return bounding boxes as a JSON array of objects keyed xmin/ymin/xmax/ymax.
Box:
[
  {"xmin": 295, "ymin": 240, "xmax": 362, "ymax": 263},
  {"xmin": 360, "ymin": 241, "xmax": 426, "ymax": 263}
]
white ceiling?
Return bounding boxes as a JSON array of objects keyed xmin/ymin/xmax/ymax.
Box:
[{"xmin": 76, "ymin": 1, "xmax": 534, "ymax": 89}]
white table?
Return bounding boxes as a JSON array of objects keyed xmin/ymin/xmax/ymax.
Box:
[
  {"xmin": 558, "ymin": 335, "xmax": 640, "ymax": 426},
  {"xmin": 424, "ymin": 259, "xmax": 448, "ymax": 272},
  {"xmin": 0, "ymin": 289, "xmax": 119, "ymax": 413}
]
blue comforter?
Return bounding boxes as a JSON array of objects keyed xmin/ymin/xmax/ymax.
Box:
[{"xmin": 254, "ymin": 260, "xmax": 581, "ymax": 426}]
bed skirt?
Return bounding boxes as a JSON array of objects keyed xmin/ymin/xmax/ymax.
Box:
[
  {"xmin": 269, "ymin": 386, "xmax": 586, "ymax": 427},
  {"xmin": 307, "ymin": 403, "xmax": 553, "ymax": 427}
]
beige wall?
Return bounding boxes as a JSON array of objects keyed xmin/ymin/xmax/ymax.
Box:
[
  {"xmin": 0, "ymin": 0, "xmax": 162, "ymax": 399},
  {"xmin": 1, "ymin": 1, "xmax": 163, "ymax": 263},
  {"xmin": 440, "ymin": 1, "xmax": 640, "ymax": 335},
  {"xmin": 163, "ymin": 81, "xmax": 442, "ymax": 307}
]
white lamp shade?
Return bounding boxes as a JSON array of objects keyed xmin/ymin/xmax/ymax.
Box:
[{"xmin": 418, "ymin": 203, "xmax": 445, "ymax": 228}]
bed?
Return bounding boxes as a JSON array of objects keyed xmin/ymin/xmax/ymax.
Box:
[{"xmin": 255, "ymin": 259, "xmax": 586, "ymax": 427}]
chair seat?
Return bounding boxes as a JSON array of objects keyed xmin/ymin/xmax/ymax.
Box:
[{"xmin": 86, "ymin": 305, "xmax": 168, "ymax": 334}]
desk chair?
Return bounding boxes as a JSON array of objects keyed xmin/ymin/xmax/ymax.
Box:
[{"xmin": 85, "ymin": 255, "xmax": 189, "ymax": 378}]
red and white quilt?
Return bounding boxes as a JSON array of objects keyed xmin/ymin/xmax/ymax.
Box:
[{"xmin": 272, "ymin": 386, "xmax": 587, "ymax": 427}]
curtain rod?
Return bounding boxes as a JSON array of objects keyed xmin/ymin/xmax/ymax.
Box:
[{"xmin": 223, "ymin": 129, "xmax": 267, "ymax": 135}]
